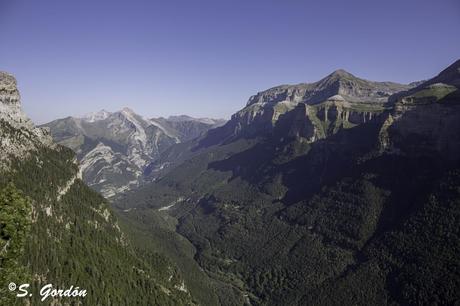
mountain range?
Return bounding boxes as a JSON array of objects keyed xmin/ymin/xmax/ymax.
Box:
[
  {"xmin": 41, "ymin": 110, "xmax": 224, "ymax": 198},
  {"xmin": 0, "ymin": 72, "xmax": 197, "ymax": 305},
  {"xmin": 141, "ymin": 68, "xmax": 420, "ymax": 179},
  {"xmin": 114, "ymin": 60, "xmax": 460, "ymax": 305},
  {"xmin": 2, "ymin": 59, "xmax": 460, "ymax": 305}
]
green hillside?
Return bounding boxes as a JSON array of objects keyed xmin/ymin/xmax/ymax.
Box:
[
  {"xmin": 0, "ymin": 118, "xmax": 195, "ymax": 305},
  {"xmin": 115, "ymin": 60, "xmax": 460, "ymax": 305}
]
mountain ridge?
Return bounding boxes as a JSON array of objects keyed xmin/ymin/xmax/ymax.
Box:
[
  {"xmin": 247, "ymin": 68, "xmax": 415, "ymax": 107},
  {"xmin": 115, "ymin": 59, "xmax": 460, "ymax": 305},
  {"xmin": 41, "ymin": 108, "xmax": 225, "ymax": 197}
]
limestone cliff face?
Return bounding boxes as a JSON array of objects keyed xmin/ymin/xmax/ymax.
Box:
[
  {"xmin": 272, "ymin": 103, "xmax": 319, "ymax": 142},
  {"xmin": 247, "ymin": 69, "xmax": 412, "ymax": 107},
  {"xmin": 229, "ymin": 100, "xmax": 298, "ymax": 137},
  {"xmin": 208, "ymin": 70, "xmax": 410, "ymax": 146},
  {"xmin": 313, "ymin": 96, "xmax": 382, "ymax": 127},
  {"xmin": 315, "ymin": 103, "xmax": 376, "ymax": 125},
  {"xmin": 213, "ymin": 97, "xmax": 386, "ymax": 148},
  {"xmin": 273, "ymin": 98, "xmax": 386, "ymax": 145},
  {"xmin": 380, "ymin": 95, "xmax": 460, "ymax": 160},
  {"xmin": 0, "ymin": 72, "xmax": 30, "ymax": 127},
  {"xmin": 0, "ymin": 72, "xmax": 53, "ymax": 168},
  {"xmin": 380, "ymin": 60, "xmax": 460, "ymax": 160}
]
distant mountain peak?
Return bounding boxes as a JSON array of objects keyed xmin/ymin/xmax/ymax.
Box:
[
  {"xmin": 121, "ymin": 107, "xmax": 136, "ymax": 114},
  {"xmin": 82, "ymin": 107, "xmax": 137, "ymax": 118},
  {"xmin": 42, "ymin": 109, "xmax": 224, "ymax": 196},
  {"xmin": 81, "ymin": 109, "xmax": 111, "ymax": 122},
  {"xmin": 165, "ymin": 115, "xmax": 226, "ymax": 125},
  {"xmin": 167, "ymin": 115, "xmax": 195, "ymax": 122}
]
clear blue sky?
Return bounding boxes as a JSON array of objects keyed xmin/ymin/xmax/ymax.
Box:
[{"xmin": 1, "ymin": 0, "xmax": 459, "ymax": 123}]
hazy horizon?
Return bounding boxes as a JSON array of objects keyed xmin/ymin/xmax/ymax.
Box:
[{"xmin": 1, "ymin": 0, "xmax": 459, "ymax": 124}]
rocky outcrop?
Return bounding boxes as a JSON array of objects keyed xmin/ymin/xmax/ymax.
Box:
[
  {"xmin": 0, "ymin": 72, "xmax": 54, "ymax": 168},
  {"xmin": 0, "ymin": 72, "xmax": 40, "ymax": 133}
]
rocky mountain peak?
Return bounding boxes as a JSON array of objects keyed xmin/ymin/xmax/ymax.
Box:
[
  {"xmin": 224, "ymin": 69, "xmax": 416, "ymax": 145},
  {"xmin": 0, "ymin": 71, "xmax": 20, "ymax": 104},
  {"xmin": 121, "ymin": 107, "xmax": 136, "ymax": 115},
  {"xmin": 81, "ymin": 108, "xmax": 143, "ymax": 123},
  {"xmin": 82, "ymin": 109, "xmax": 111, "ymax": 122},
  {"xmin": 327, "ymin": 69, "xmax": 356, "ymax": 79},
  {"xmin": 246, "ymin": 69, "xmax": 412, "ymax": 108},
  {"xmin": 0, "ymin": 71, "xmax": 34, "ymax": 129},
  {"xmin": 0, "ymin": 72, "xmax": 54, "ymax": 167}
]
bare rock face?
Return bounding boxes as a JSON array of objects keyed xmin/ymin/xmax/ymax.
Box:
[
  {"xmin": 0, "ymin": 72, "xmax": 20, "ymax": 103},
  {"xmin": 0, "ymin": 72, "xmax": 54, "ymax": 168},
  {"xmin": 247, "ymin": 69, "xmax": 412, "ymax": 107},
  {"xmin": 381, "ymin": 93, "xmax": 460, "ymax": 160},
  {"xmin": 272, "ymin": 103, "xmax": 319, "ymax": 142},
  {"xmin": 0, "ymin": 72, "xmax": 30, "ymax": 127},
  {"xmin": 42, "ymin": 108, "xmax": 179, "ymax": 198},
  {"xmin": 203, "ymin": 70, "xmax": 406, "ymax": 147},
  {"xmin": 380, "ymin": 60, "xmax": 460, "ymax": 159},
  {"xmin": 42, "ymin": 109, "xmax": 225, "ymax": 198}
]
